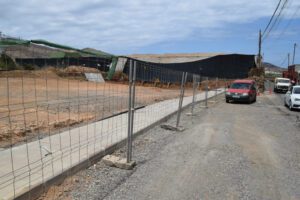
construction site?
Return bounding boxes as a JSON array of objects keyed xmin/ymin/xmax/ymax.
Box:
[
  {"xmin": 2, "ymin": 0, "xmax": 300, "ymax": 199},
  {"xmin": 0, "ymin": 35, "xmax": 239, "ymax": 199},
  {"xmin": 0, "ymin": 33, "xmax": 270, "ymax": 200}
]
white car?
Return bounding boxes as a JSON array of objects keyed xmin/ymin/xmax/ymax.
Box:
[
  {"xmin": 274, "ymin": 78, "xmax": 291, "ymax": 93},
  {"xmin": 284, "ymin": 86, "xmax": 300, "ymax": 110}
]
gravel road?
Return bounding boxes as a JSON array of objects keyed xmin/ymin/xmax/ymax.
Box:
[{"xmin": 45, "ymin": 92, "xmax": 300, "ymax": 200}]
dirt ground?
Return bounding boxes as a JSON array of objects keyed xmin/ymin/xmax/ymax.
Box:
[
  {"xmin": 38, "ymin": 92, "xmax": 300, "ymax": 200},
  {"xmin": 0, "ymin": 69, "xmax": 204, "ymax": 148}
]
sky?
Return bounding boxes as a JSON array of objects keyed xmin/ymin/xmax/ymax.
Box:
[{"xmin": 1, "ymin": 0, "xmax": 300, "ymax": 67}]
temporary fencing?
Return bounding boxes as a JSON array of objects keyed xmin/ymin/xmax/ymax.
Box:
[{"xmin": 0, "ymin": 50, "xmax": 226, "ymax": 199}]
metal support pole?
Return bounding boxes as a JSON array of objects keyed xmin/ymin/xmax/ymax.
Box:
[
  {"xmin": 191, "ymin": 75, "xmax": 197, "ymax": 115},
  {"xmin": 214, "ymin": 77, "xmax": 218, "ymax": 102},
  {"xmin": 127, "ymin": 60, "xmax": 133, "ymax": 163},
  {"xmin": 293, "ymin": 43, "xmax": 297, "ymax": 65},
  {"xmin": 130, "ymin": 61, "xmax": 136, "ymax": 157},
  {"xmin": 205, "ymin": 77, "xmax": 208, "ymax": 108},
  {"xmin": 176, "ymin": 72, "xmax": 187, "ymax": 128}
]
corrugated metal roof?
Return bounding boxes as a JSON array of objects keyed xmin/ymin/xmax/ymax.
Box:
[{"xmin": 127, "ymin": 53, "xmax": 224, "ymax": 63}]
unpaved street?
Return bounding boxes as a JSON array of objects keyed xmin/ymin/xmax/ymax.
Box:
[
  {"xmin": 48, "ymin": 93, "xmax": 300, "ymax": 200},
  {"xmin": 100, "ymin": 93, "xmax": 300, "ymax": 200}
]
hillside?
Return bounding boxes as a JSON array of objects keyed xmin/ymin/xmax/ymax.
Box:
[
  {"xmin": 263, "ymin": 62, "xmax": 285, "ymax": 72},
  {"xmin": 82, "ymin": 48, "xmax": 113, "ymax": 57},
  {"xmin": 1, "ymin": 36, "xmax": 114, "ymax": 60}
]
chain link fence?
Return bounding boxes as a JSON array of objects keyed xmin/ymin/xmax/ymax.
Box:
[{"xmin": 0, "ymin": 49, "xmax": 227, "ymax": 199}]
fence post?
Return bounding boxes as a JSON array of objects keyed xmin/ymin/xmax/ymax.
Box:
[
  {"xmin": 127, "ymin": 59, "xmax": 133, "ymax": 163},
  {"xmin": 268, "ymin": 80, "xmax": 272, "ymax": 94},
  {"xmin": 205, "ymin": 77, "xmax": 208, "ymax": 108},
  {"xmin": 190, "ymin": 74, "xmax": 197, "ymax": 115},
  {"xmin": 176, "ymin": 72, "xmax": 187, "ymax": 128},
  {"xmin": 130, "ymin": 61, "xmax": 136, "ymax": 160},
  {"xmin": 214, "ymin": 77, "xmax": 218, "ymax": 102}
]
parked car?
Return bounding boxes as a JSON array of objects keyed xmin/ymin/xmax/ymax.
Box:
[
  {"xmin": 284, "ymin": 85, "xmax": 300, "ymax": 110},
  {"xmin": 225, "ymin": 80, "xmax": 257, "ymax": 103},
  {"xmin": 274, "ymin": 77, "xmax": 291, "ymax": 93}
]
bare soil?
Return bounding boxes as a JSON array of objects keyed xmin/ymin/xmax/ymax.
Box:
[{"xmin": 0, "ymin": 69, "xmax": 199, "ymax": 148}]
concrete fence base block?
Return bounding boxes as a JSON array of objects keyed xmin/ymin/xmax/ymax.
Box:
[
  {"xmin": 199, "ymin": 106, "xmax": 208, "ymax": 108},
  {"xmin": 185, "ymin": 112, "xmax": 197, "ymax": 116},
  {"xmin": 160, "ymin": 124, "xmax": 185, "ymax": 132},
  {"xmin": 175, "ymin": 126, "xmax": 185, "ymax": 132},
  {"xmin": 102, "ymin": 155, "xmax": 136, "ymax": 170}
]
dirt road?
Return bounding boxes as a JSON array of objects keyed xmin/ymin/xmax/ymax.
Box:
[
  {"xmin": 100, "ymin": 94, "xmax": 300, "ymax": 199},
  {"xmin": 43, "ymin": 93, "xmax": 300, "ymax": 200}
]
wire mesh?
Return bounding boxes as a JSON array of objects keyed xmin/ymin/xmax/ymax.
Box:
[{"xmin": 0, "ymin": 48, "xmax": 225, "ymax": 199}]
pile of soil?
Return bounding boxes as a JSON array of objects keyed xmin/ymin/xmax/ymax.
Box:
[
  {"xmin": 62, "ymin": 66, "xmax": 100, "ymax": 74},
  {"xmin": 0, "ymin": 68, "xmax": 59, "ymax": 78},
  {"xmin": 54, "ymin": 66, "xmax": 102, "ymax": 80}
]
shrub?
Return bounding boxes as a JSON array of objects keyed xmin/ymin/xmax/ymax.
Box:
[
  {"xmin": 0, "ymin": 54, "xmax": 17, "ymax": 70},
  {"xmin": 23, "ymin": 63, "xmax": 38, "ymax": 70}
]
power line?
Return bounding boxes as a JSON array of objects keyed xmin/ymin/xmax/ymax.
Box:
[
  {"xmin": 265, "ymin": 0, "xmax": 292, "ymax": 39},
  {"xmin": 279, "ymin": 53, "xmax": 289, "ymax": 66},
  {"xmin": 262, "ymin": 0, "xmax": 282, "ymax": 37},
  {"xmin": 263, "ymin": 0, "xmax": 288, "ymax": 42},
  {"xmin": 263, "ymin": 0, "xmax": 289, "ymax": 42},
  {"xmin": 262, "ymin": 1, "xmax": 299, "ymax": 59},
  {"xmin": 275, "ymin": 4, "xmax": 300, "ymax": 41}
]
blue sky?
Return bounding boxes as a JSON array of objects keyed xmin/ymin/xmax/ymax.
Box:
[{"xmin": 1, "ymin": 0, "xmax": 300, "ymax": 67}]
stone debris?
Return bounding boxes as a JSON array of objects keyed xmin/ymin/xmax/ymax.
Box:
[{"xmin": 102, "ymin": 155, "xmax": 136, "ymax": 170}]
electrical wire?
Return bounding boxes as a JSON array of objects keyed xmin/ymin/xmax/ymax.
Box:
[
  {"xmin": 262, "ymin": 0, "xmax": 282, "ymax": 37},
  {"xmin": 275, "ymin": 4, "xmax": 300, "ymax": 41},
  {"xmin": 266, "ymin": 0, "xmax": 292, "ymax": 38},
  {"xmin": 279, "ymin": 54, "xmax": 289, "ymax": 66},
  {"xmin": 263, "ymin": 0, "xmax": 289, "ymax": 42},
  {"xmin": 263, "ymin": 4, "xmax": 300, "ymax": 51}
]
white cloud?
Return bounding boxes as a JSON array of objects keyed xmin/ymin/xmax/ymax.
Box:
[{"xmin": 1, "ymin": 0, "xmax": 300, "ymax": 53}]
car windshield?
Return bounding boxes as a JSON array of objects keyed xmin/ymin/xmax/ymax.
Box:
[
  {"xmin": 230, "ymin": 83, "xmax": 251, "ymax": 89},
  {"xmin": 293, "ymin": 88, "xmax": 300, "ymax": 94},
  {"xmin": 277, "ymin": 79, "xmax": 290, "ymax": 83}
]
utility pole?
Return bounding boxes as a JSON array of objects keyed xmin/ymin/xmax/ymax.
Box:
[
  {"xmin": 258, "ymin": 30, "xmax": 262, "ymax": 68},
  {"xmin": 292, "ymin": 43, "xmax": 297, "ymax": 65},
  {"xmin": 288, "ymin": 53, "xmax": 290, "ymax": 67}
]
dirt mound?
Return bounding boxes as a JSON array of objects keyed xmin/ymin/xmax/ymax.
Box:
[
  {"xmin": 63, "ymin": 66, "xmax": 100, "ymax": 74},
  {"xmin": 34, "ymin": 67, "xmax": 61, "ymax": 78},
  {"xmin": 0, "ymin": 66, "xmax": 100, "ymax": 79},
  {"xmin": 0, "ymin": 68, "xmax": 60, "ymax": 79},
  {"xmin": 54, "ymin": 66, "xmax": 101, "ymax": 79}
]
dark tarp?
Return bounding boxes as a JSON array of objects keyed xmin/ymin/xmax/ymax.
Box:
[
  {"xmin": 123, "ymin": 54, "xmax": 255, "ymax": 81},
  {"xmin": 15, "ymin": 57, "xmax": 112, "ymax": 72}
]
